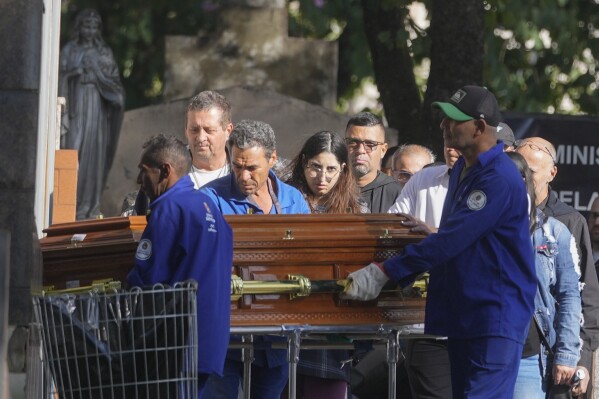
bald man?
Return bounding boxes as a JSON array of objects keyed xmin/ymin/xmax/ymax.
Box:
[
  {"xmin": 391, "ymin": 144, "xmax": 435, "ymax": 187},
  {"xmin": 517, "ymin": 136, "xmax": 599, "ymax": 398}
]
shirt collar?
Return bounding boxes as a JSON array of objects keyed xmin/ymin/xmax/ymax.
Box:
[{"xmin": 228, "ymin": 170, "xmax": 283, "ymax": 213}]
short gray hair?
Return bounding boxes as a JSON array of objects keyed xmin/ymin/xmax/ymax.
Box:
[
  {"xmin": 228, "ymin": 120, "xmax": 276, "ymax": 158},
  {"xmin": 392, "ymin": 144, "xmax": 435, "ymax": 167}
]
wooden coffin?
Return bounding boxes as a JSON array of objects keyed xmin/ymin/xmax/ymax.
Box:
[
  {"xmin": 40, "ymin": 217, "xmax": 141, "ymax": 289},
  {"xmin": 40, "ymin": 214, "xmax": 426, "ymax": 327}
]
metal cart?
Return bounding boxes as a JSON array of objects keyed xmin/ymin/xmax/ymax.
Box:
[{"xmin": 32, "ymin": 280, "xmax": 198, "ymax": 399}]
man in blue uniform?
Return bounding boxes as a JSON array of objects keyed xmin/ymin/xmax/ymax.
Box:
[
  {"xmin": 344, "ymin": 86, "xmax": 537, "ymax": 398},
  {"xmin": 201, "ymin": 119, "xmax": 310, "ymax": 399},
  {"xmin": 127, "ymin": 134, "xmax": 233, "ymax": 398}
]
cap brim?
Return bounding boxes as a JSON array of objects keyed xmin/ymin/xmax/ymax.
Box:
[{"xmin": 432, "ymin": 102, "xmax": 474, "ymax": 122}]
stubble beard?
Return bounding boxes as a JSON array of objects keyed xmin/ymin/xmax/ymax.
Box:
[
  {"xmin": 352, "ymin": 163, "xmax": 370, "ymax": 178},
  {"xmin": 192, "ymin": 147, "xmax": 216, "ymax": 169}
]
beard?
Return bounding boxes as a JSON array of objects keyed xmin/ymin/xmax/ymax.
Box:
[{"xmin": 352, "ymin": 163, "xmax": 370, "ymax": 178}]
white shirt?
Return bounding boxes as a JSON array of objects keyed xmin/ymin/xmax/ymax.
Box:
[
  {"xmin": 387, "ymin": 164, "xmax": 450, "ymax": 228},
  {"xmin": 189, "ymin": 164, "xmax": 230, "ymax": 189}
]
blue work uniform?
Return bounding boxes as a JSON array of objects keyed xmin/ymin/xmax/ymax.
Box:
[
  {"xmin": 384, "ymin": 143, "xmax": 537, "ymax": 398},
  {"xmin": 200, "ymin": 170, "xmax": 310, "ymax": 399},
  {"xmin": 128, "ymin": 175, "xmax": 233, "ymax": 394}
]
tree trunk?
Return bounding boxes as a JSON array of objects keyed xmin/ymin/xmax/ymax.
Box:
[
  {"xmin": 360, "ymin": 0, "xmax": 422, "ymax": 145},
  {"xmin": 361, "ymin": 0, "xmax": 485, "ymax": 159},
  {"xmin": 422, "ymin": 0, "xmax": 485, "ymax": 156}
]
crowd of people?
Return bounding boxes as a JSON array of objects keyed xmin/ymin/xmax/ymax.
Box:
[{"xmin": 126, "ymin": 86, "xmax": 599, "ymax": 398}]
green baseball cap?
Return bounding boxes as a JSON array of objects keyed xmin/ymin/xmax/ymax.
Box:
[{"xmin": 432, "ymin": 85, "xmax": 502, "ymax": 127}]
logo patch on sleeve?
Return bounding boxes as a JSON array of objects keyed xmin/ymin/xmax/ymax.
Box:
[
  {"xmin": 136, "ymin": 239, "xmax": 152, "ymax": 260},
  {"xmin": 467, "ymin": 190, "xmax": 487, "ymax": 211}
]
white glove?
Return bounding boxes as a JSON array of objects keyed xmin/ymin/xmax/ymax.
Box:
[{"xmin": 342, "ymin": 262, "xmax": 389, "ymax": 300}]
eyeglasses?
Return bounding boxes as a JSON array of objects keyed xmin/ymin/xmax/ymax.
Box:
[
  {"xmin": 305, "ymin": 162, "xmax": 341, "ymax": 179},
  {"xmin": 514, "ymin": 140, "xmax": 556, "ymax": 164},
  {"xmin": 392, "ymin": 170, "xmax": 414, "ymax": 183},
  {"xmin": 345, "ymin": 138, "xmax": 384, "ymax": 153}
]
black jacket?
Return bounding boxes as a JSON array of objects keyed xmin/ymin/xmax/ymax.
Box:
[
  {"xmin": 540, "ymin": 188, "xmax": 599, "ymax": 372},
  {"xmin": 360, "ymin": 171, "xmax": 402, "ymax": 213}
]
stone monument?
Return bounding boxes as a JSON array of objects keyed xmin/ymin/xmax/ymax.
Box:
[
  {"xmin": 59, "ymin": 9, "xmax": 125, "ymax": 220},
  {"xmin": 163, "ymin": 2, "xmax": 338, "ymax": 109}
]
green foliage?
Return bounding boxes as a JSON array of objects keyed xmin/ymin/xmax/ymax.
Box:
[
  {"xmin": 290, "ymin": 0, "xmax": 598, "ymax": 115},
  {"xmin": 61, "ymin": 0, "xmax": 220, "ymax": 110},
  {"xmin": 61, "ymin": 0, "xmax": 599, "ymax": 116},
  {"xmin": 288, "ymin": 0, "xmax": 374, "ymax": 102},
  {"xmin": 485, "ymin": 0, "xmax": 599, "ymax": 114}
]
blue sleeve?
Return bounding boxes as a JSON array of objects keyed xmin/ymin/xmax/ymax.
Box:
[
  {"xmin": 552, "ymin": 225, "xmax": 582, "ymax": 366},
  {"xmin": 384, "ymin": 174, "xmax": 515, "ymax": 285},
  {"xmin": 299, "ymin": 195, "xmax": 311, "ymax": 214}
]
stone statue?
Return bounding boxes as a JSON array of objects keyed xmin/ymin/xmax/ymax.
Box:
[{"xmin": 59, "ymin": 9, "xmax": 124, "ymax": 220}]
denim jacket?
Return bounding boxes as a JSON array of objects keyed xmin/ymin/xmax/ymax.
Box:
[{"xmin": 532, "ymin": 210, "xmax": 582, "ymax": 370}]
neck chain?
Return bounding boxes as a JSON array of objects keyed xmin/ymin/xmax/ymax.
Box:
[{"xmin": 190, "ymin": 162, "xmax": 229, "ymax": 187}]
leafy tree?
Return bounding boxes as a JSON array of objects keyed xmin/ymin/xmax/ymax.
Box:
[
  {"xmin": 288, "ymin": 0, "xmax": 372, "ymax": 105},
  {"xmin": 292, "ymin": 0, "xmax": 599, "ymax": 154},
  {"xmin": 486, "ymin": 0, "xmax": 599, "ymax": 115},
  {"xmin": 292, "ymin": 0, "xmax": 486, "ymax": 154},
  {"xmin": 61, "ymin": 0, "xmax": 599, "ymax": 156}
]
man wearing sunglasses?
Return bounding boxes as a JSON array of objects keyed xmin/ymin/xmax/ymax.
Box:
[
  {"xmin": 517, "ymin": 136, "xmax": 599, "ymax": 398},
  {"xmin": 345, "ymin": 112, "xmax": 401, "ymax": 213},
  {"xmin": 391, "ymin": 144, "xmax": 436, "ymax": 188}
]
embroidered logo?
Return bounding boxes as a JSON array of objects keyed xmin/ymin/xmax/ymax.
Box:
[
  {"xmin": 136, "ymin": 239, "xmax": 152, "ymax": 260},
  {"xmin": 466, "ymin": 190, "xmax": 487, "ymax": 211},
  {"xmin": 450, "ymin": 89, "xmax": 467, "ymax": 103},
  {"xmin": 203, "ymin": 201, "xmax": 217, "ymax": 232}
]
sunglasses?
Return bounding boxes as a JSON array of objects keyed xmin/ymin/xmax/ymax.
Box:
[
  {"xmin": 345, "ymin": 138, "xmax": 384, "ymax": 153},
  {"xmin": 392, "ymin": 170, "xmax": 413, "ymax": 183}
]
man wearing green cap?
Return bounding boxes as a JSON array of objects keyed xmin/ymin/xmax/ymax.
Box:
[{"xmin": 343, "ymin": 86, "xmax": 536, "ymax": 398}]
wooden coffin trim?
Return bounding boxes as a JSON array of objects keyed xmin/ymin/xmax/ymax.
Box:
[{"xmin": 40, "ymin": 214, "xmax": 427, "ymax": 326}]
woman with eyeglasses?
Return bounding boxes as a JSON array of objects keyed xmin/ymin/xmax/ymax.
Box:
[
  {"xmin": 286, "ymin": 131, "xmax": 368, "ymax": 214},
  {"xmin": 506, "ymin": 152, "xmax": 582, "ymax": 399},
  {"xmin": 282, "ymin": 131, "xmax": 366, "ymax": 399}
]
